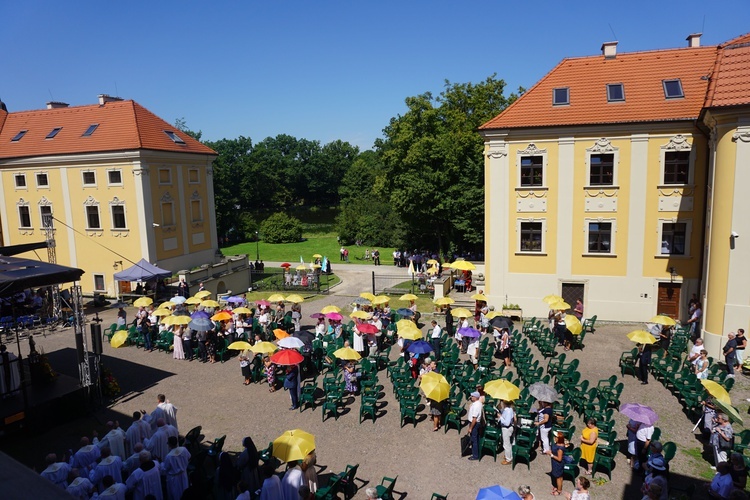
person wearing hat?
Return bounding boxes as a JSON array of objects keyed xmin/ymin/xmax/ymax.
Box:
[
  {"xmin": 641, "ymin": 455, "xmax": 669, "ymax": 500},
  {"xmin": 466, "ymin": 391, "xmax": 484, "ymax": 461}
]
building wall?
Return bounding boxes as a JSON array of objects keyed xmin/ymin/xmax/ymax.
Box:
[{"xmin": 483, "ymin": 124, "xmax": 706, "ymax": 323}]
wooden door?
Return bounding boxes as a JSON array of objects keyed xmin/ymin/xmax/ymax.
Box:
[
  {"xmin": 657, "ymin": 283, "xmax": 681, "ymax": 319},
  {"xmin": 561, "ymin": 283, "xmax": 584, "ymax": 312}
]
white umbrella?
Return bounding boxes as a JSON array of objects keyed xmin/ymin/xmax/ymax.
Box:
[
  {"xmin": 170, "ymin": 296, "xmax": 187, "ymax": 304},
  {"xmin": 277, "ymin": 337, "xmax": 306, "ymax": 349}
]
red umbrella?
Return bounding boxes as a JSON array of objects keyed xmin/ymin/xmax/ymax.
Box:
[
  {"xmin": 357, "ymin": 323, "xmax": 379, "ymax": 334},
  {"xmin": 270, "ymin": 349, "xmax": 304, "ymax": 366},
  {"xmin": 280, "ymin": 262, "xmax": 292, "ymax": 268}
]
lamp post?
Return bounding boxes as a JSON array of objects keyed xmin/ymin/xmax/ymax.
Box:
[{"xmin": 255, "ymin": 231, "xmax": 260, "ymax": 262}]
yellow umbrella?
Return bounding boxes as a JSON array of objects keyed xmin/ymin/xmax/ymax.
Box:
[
  {"xmin": 396, "ymin": 319, "xmax": 416, "ymax": 330},
  {"xmin": 427, "ymin": 259, "xmax": 439, "ymax": 266},
  {"xmin": 274, "ymin": 328, "xmax": 290, "ymax": 340},
  {"xmin": 232, "ymin": 307, "xmax": 253, "ymax": 315},
  {"xmin": 542, "ymin": 295, "xmax": 564, "ymax": 305},
  {"xmin": 350, "ymin": 311, "xmax": 372, "ymax": 320},
  {"xmin": 565, "ymin": 316, "xmax": 583, "ymax": 336},
  {"xmin": 268, "ymin": 294, "xmax": 286, "ymax": 303},
  {"xmin": 201, "ymin": 299, "xmax": 220, "ymax": 308},
  {"xmin": 426, "ymin": 266, "xmax": 439, "ymax": 275},
  {"xmin": 701, "ymin": 379, "xmax": 731, "ymax": 404},
  {"xmin": 161, "ymin": 316, "xmax": 176, "ymax": 326},
  {"xmin": 296, "ymin": 265, "xmax": 307, "ymax": 271},
  {"xmin": 194, "ymin": 290, "xmax": 212, "ymax": 299},
  {"xmin": 158, "ymin": 302, "xmax": 175, "ymax": 310},
  {"xmin": 211, "ymin": 311, "xmax": 232, "ymax": 322},
  {"xmin": 185, "ymin": 296, "xmax": 203, "ymax": 305},
  {"xmin": 228, "ymin": 341, "xmax": 253, "ymax": 351},
  {"xmin": 168, "ymin": 315, "xmax": 191, "ymax": 326},
  {"xmin": 110, "ymin": 330, "xmax": 129, "ymax": 348},
  {"xmin": 420, "ymin": 372, "xmax": 450, "ymax": 402},
  {"xmin": 333, "ymin": 347, "xmax": 361, "ymax": 361},
  {"xmin": 360, "ymin": 292, "xmax": 376, "ymax": 302},
  {"xmin": 434, "ymin": 297, "xmax": 455, "ymax": 306},
  {"xmin": 272, "ymin": 429, "xmax": 316, "ymax": 463},
  {"xmin": 285, "ymin": 294, "xmax": 305, "ymax": 303},
  {"xmin": 312, "ymin": 254, "xmax": 322, "ymax": 259},
  {"xmin": 133, "ymin": 297, "xmax": 153, "ymax": 307},
  {"xmin": 400, "ymin": 293, "xmax": 418, "ymax": 301},
  {"xmin": 451, "ymin": 307, "xmax": 473, "ymax": 318},
  {"xmin": 470, "ymin": 293, "xmax": 488, "ymax": 302},
  {"xmin": 250, "ymin": 341, "xmax": 278, "ymax": 354},
  {"xmin": 548, "ymin": 300, "xmax": 571, "ymax": 310},
  {"xmin": 321, "ymin": 305, "xmax": 341, "ymax": 314},
  {"xmin": 450, "ymin": 260, "xmax": 476, "ymax": 271},
  {"xmin": 650, "ymin": 315, "xmax": 676, "ymax": 326},
  {"xmin": 152, "ymin": 308, "xmax": 172, "ymax": 317},
  {"xmin": 398, "ymin": 328, "xmax": 423, "ymax": 340},
  {"xmin": 311, "ymin": 264, "xmax": 322, "ymax": 269},
  {"xmin": 627, "ymin": 330, "xmax": 657, "ymax": 344},
  {"xmin": 485, "ymin": 311, "xmax": 503, "ymax": 320},
  {"xmin": 371, "ymin": 296, "xmax": 390, "ymax": 305},
  {"xmin": 484, "ymin": 379, "xmax": 521, "ymax": 401}
]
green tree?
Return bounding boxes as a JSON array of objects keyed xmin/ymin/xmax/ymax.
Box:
[
  {"xmin": 260, "ymin": 212, "xmax": 303, "ymax": 243},
  {"xmin": 374, "ymin": 75, "xmax": 519, "ymax": 253}
]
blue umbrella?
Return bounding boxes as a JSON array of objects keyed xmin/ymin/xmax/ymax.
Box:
[
  {"xmin": 170, "ymin": 296, "xmax": 187, "ymax": 304},
  {"xmin": 396, "ymin": 308, "xmax": 415, "ymax": 317},
  {"xmin": 226, "ymin": 296, "xmax": 245, "ymax": 304},
  {"xmin": 476, "ymin": 485, "xmax": 521, "ymax": 500},
  {"xmin": 458, "ymin": 326, "xmax": 481, "ymax": 338},
  {"xmin": 191, "ymin": 310, "xmax": 210, "ymax": 320},
  {"xmin": 407, "ymin": 340, "xmax": 433, "ymax": 354},
  {"xmin": 189, "ymin": 317, "xmax": 213, "ymax": 331}
]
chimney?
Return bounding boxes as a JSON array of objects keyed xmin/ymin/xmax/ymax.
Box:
[
  {"xmin": 98, "ymin": 94, "xmax": 124, "ymax": 105},
  {"xmin": 46, "ymin": 101, "xmax": 69, "ymax": 109},
  {"xmin": 686, "ymin": 33, "xmax": 702, "ymax": 48},
  {"xmin": 601, "ymin": 41, "xmax": 618, "ymax": 59}
]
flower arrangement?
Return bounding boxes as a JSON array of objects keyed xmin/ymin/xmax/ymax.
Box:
[{"xmin": 101, "ymin": 365, "xmax": 121, "ymax": 399}]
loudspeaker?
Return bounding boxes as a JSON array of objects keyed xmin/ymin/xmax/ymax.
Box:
[
  {"xmin": 90, "ymin": 323, "xmax": 103, "ymax": 355},
  {"xmin": 75, "ymin": 330, "xmax": 85, "ymax": 363}
]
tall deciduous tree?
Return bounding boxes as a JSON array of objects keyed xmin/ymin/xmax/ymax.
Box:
[{"xmin": 374, "ymin": 75, "xmax": 519, "ymax": 254}]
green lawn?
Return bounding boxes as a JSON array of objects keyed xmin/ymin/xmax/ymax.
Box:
[{"xmin": 222, "ymin": 233, "xmax": 395, "ymax": 265}]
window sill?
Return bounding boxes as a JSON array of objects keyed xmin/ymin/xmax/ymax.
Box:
[
  {"xmin": 85, "ymin": 228, "xmax": 103, "ymax": 232},
  {"xmin": 516, "ymin": 186, "xmax": 548, "ymax": 191},
  {"xmin": 582, "ymin": 253, "xmax": 617, "ymax": 258},
  {"xmin": 657, "ymin": 184, "xmax": 694, "ymax": 190},
  {"xmin": 655, "ymin": 254, "xmax": 691, "ymax": 259},
  {"xmin": 82, "ymin": 184, "xmax": 98, "ymax": 188},
  {"xmin": 515, "ymin": 252, "xmax": 547, "ymax": 256},
  {"xmin": 18, "ymin": 227, "xmax": 33, "ymax": 231},
  {"xmin": 111, "ymin": 228, "xmax": 129, "ymax": 232},
  {"xmin": 584, "ymin": 185, "xmax": 620, "ymax": 190}
]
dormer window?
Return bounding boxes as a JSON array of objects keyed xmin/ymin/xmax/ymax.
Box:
[
  {"xmin": 164, "ymin": 131, "xmax": 186, "ymax": 144},
  {"xmin": 607, "ymin": 83, "xmax": 625, "ymax": 102},
  {"xmin": 46, "ymin": 127, "xmax": 62, "ymax": 139},
  {"xmin": 663, "ymin": 79, "xmax": 684, "ymax": 99},
  {"xmin": 11, "ymin": 130, "xmax": 27, "ymax": 142},
  {"xmin": 553, "ymin": 87, "xmax": 570, "ymax": 106},
  {"xmin": 82, "ymin": 124, "xmax": 99, "ymax": 137}
]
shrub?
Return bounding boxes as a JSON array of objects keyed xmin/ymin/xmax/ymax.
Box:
[{"xmin": 260, "ymin": 213, "xmax": 303, "ymax": 243}]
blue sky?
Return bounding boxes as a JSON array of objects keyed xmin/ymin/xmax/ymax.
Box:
[{"xmin": 2, "ymin": 1, "xmax": 748, "ymax": 150}]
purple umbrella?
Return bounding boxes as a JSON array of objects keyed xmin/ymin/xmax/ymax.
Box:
[
  {"xmin": 310, "ymin": 313, "xmax": 326, "ymax": 319},
  {"xmin": 458, "ymin": 326, "xmax": 481, "ymax": 338},
  {"xmin": 406, "ymin": 340, "xmax": 434, "ymax": 354},
  {"xmin": 191, "ymin": 310, "xmax": 210, "ymax": 320},
  {"xmin": 619, "ymin": 403, "xmax": 659, "ymax": 426},
  {"xmin": 226, "ymin": 296, "xmax": 245, "ymax": 304},
  {"xmin": 476, "ymin": 485, "xmax": 521, "ymax": 500}
]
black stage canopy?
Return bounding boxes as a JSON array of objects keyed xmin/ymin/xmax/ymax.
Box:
[{"xmin": 0, "ymin": 256, "xmax": 84, "ymax": 297}]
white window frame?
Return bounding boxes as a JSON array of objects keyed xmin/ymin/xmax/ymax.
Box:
[
  {"xmin": 109, "ymin": 198, "xmax": 128, "ymax": 230},
  {"xmin": 585, "ymin": 138, "xmax": 619, "ymax": 188},
  {"xmin": 516, "ymin": 144, "xmax": 548, "ymax": 189},
  {"xmin": 158, "ymin": 168, "xmax": 172, "ymax": 185},
  {"xmin": 36, "ymin": 172, "xmax": 50, "ymax": 188},
  {"xmin": 583, "ymin": 217, "xmax": 617, "ymax": 256},
  {"xmin": 81, "ymin": 170, "xmax": 97, "ymax": 187},
  {"xmin": 17, "ymin": 200, "xmax": 32, "ymax": 229},
  {"xmin": 107, "ymin": 169, "xmax": 123, "ymax": 186},
  {"xmin": 93, "ymin": 274, "xmax": 106, "ymax": 292},
  {"xmin": 656, "ymin": 218, "xmax": 692, "ymax": 257},
  {"xmin": 659, "ymin": 135, "xmax": 695, "ymax": 187},
  {"xmin": 14, "ymin": 173, "xmax": 27, "ymax": 189},
  {"xmin": 39, "ymin": 202, "xmax": 53, "ymax": 229},
  {"xmin": 516, "ymin": 218, "xmax": 547, "ymax": 255},
  {"xmin": 188, "ymin": 168, "xmax": 200, "ymax": 185},
  {"xmin": 83, "ymin": 196, "xmax": 102, "ymax": 230}
]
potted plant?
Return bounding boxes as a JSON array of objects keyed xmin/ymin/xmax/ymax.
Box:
[{"xmin": 502, "ymin": 303, "xmax": 523, "ymax": 319}]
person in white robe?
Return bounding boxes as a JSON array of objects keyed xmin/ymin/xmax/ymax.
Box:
[
  {"xmin": 163, "ymin": 422, "xmax": 179, "ymax": 441},
  {"xmin": 162, "ymin": 436, "xmax": 190, "ymax": 500},
  {"xmin": 145, "ymin": 419, "xmax": 170, "ymax": 461},
  {"xmin": 89, "ymin": 447, "xmax": 123, "ymax": 490},
  {"xmin": 123, "ymin": 444, "xmax": 144, "ymax": 476},
  {"xmin": 66, "ymin": 474, "xmax": 94, "ymax": 499},
  {"xmin": 259, "ymin": 463, "xmax": 283, "ymax": 500},
  {"xmin": 281, "ymin": 462, "xmax": 305, "ymax": 500},
  {"xmin": 70, "ymin": 436, "xmax": 101, "ymax": 473},
  {"xmin": 126, "ymin": 451, "xmax": 162, "ymax": 500},
  {"xmin": 95, "ymin": 476, "xmax": 127, "ymax": 500},
  {"xmin": 97, "ymin": 421, "xmax": 127, "ymax": 460},
  {"xmin": 126, "ymin": 412, "xmax": 151, "ymax": 455},
  {"xmin": 0, "ymin": 344, "xmax": 21, "ymax": 396},
  {"xmin": 40, "ymin": 453, "xmax": 70, "ymax": 488},
  {"xmin": 155, "ymin": 394, "xmax": 178, "ymax": 430}
]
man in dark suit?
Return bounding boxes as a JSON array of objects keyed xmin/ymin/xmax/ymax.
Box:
[{"xmin": 638, "ymin": 343, "xmax": 652, "ymax": 385}]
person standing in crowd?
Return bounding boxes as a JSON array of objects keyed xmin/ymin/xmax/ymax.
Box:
[
  {"xmin": 687, "ymin": 301, "xmax": 702, "ymax": 342},
  {"xmin": 550, "ymin": 433, "xmax": 566, "ymax": 496},
  {"xmin": 430, "ymin": 320, "xmax": 442, "ymax": 361},
  {"xmin": 580, "ymin": 418, "xmax": 599, "ymax": 476},
  {"xmin": 40, "ymin": 453, "xmax": 71, "ymax": 488},
  {"xmin": 237, "ymin": 437, "xmax": 261, "ymax": 495},
  {"xmin": 712, "ymin": 413, "xmax": 734, "ymax": 466},
  {"xmin": 734, "ymin": 329, "xmax": 746, "ymax": 373},
  {"xmin": 533, "ymin": 400, "xmax": 554, "ymax": 456},
  {"xmin": 445, "ymin": 305, "xmax": 454, "ymax": 337},
  {"xmin": 638, "ymin": 342, "xmax": 652, "ymax": 385},
  {"xmin": 163, "ymin": 436, "xmax": 190, "ymax": 500},
  {"xmin": 260, "ymin": 462, "xmax": 282, "ymax": 500},
  {"xmin": 281, "ymin": 460, "xmax": 305, "ymax": 500},
  {"xmin": 499, "ymin": 399, "xmax": 515, "ymax": 465},
  {"xmin": 724, "ymin": 333, "xmax": 738, "ymax": 378},
  {"xmin": 125, "ymin": 450, "xmax": 162, "ymax": 500},
  {"xmin": 467, "ymin": 391, "xmax": 484, "ymax": 461},
  {"xmin": 564, "ymin": 476, "xmax": 591, "ymax": 500},
  {"xmin": 372, "ymin": 248, "xmax": 380, "ymax": 266},
  {"xmin": 284, "ymin": 365, "xmax": 299, "ymax": 410},
  {"xmin": 0, "ymin": 344, "xmax": 21, "ymax": 396},
  {"xmin": 573, "ymin": 299, "xmax": 584, "ymax": 320}
]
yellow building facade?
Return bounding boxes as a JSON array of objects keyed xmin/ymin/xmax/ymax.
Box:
[
  {"xmin": 481, "ymin": 33, "xmax": 750, "ymax": 356},
  {"xmin": 0, "ymin": 95, "xmax": 218, "ymax": 296}
]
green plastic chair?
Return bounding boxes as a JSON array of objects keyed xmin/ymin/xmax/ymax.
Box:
[{"xmin": 375, "ymin": 476, "xmax": 398, "ymax": 500}]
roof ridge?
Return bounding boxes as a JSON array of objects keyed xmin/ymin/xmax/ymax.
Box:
[
  {"xmin": 561, "ymin": 44, "xmax": 716, "ymax": 62},
  {"xmin": 129, "ymin": 101, "xmax": 145, "ymax": 149},
  {"xmin": 720, "ymin": 32, "xmax": 750, "ymax": 48}
]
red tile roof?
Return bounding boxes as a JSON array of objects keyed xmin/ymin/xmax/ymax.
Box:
[
  {"xmin": 0, "ymin": 100, "xmax": 216, "ymax": 160},
  {"xmin": 480, "ymin": 46, "xmax": 717, "ymax": 130},
  {"xmin": 705, "ymin": 33, "xmax": 750, "ymax": 108}
]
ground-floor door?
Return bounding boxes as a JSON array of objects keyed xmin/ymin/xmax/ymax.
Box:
[
  {"xmin": 561, "ymin": 283, "xmax": 585, "ymax": 312},
  {"xmin": 657, "ymin": 282, "xmax": 681, "ymax": 319}
]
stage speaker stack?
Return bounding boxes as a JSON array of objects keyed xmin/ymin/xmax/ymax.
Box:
[{"xmin": 90, "ymin": 324, "xmax": 103, "ymax": 355}]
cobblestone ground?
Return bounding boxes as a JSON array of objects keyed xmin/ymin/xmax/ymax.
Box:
[{"xmin": 3, "ymin": 265, "xmax": 747, "ymax": 499}]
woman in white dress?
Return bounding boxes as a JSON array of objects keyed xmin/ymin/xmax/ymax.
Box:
[
  {"xmin": 353, "ymin": 323, "xmax": 365, "ymax": 357},
  {"xmin": 173, "ymin": 325, "xmax": 185, "ymax": 360}
]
